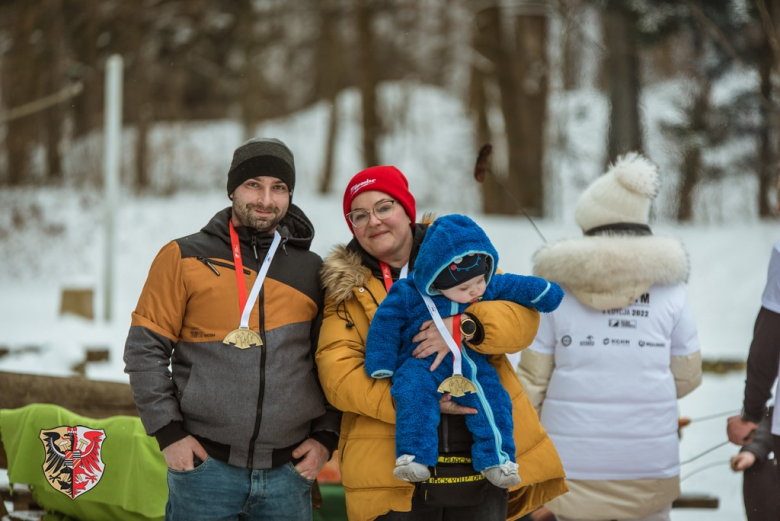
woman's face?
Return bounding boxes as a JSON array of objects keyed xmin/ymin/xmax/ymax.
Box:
[{"xmin": 350, "ymin": 190, "xmax": 413, "ymax": 264}]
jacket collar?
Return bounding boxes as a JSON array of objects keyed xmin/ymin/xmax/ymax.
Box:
[
  {"xmin": 201, "ymin": 205, "xmax": 316, "ymax": 252},
  {"xmin": 322, "ymin": 223, "xmax": 428, "ymax": 303}
]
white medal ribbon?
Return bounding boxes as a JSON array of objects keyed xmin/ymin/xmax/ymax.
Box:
[
  {"xmin": 419, "ymin": 291, "xmax": 463, "ymax": 375},
  {"xmin": 239, "ymin": 230, "xmax": 281, "ymax": 328}
]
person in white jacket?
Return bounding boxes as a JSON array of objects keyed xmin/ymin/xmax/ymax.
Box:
[{"xmin": 517, "ymin": 152, "xmax": 703, "ymax": 521}]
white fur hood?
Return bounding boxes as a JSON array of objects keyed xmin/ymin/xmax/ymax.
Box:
[{"xmin": 532, "ymin": 234, "xmax": 689, "ymax": 311}]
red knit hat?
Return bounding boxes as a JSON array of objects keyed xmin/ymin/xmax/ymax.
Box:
[{"xmin": 343, "ymin": 166, "xmax": 417, "ymax": 233}]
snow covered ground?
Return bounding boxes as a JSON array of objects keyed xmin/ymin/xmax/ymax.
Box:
[
  {"xmin": 1, "ymin": 82, "xmax": 777, "ymax": 519},
  {"xmin": 0, "ymin": 186, "xmax": 774, "ymax": 520}
]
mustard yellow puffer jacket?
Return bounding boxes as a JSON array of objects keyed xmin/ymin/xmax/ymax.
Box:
[{"xmin": 316, "ymin": 245, "xmax": 568, "ymax": 521}]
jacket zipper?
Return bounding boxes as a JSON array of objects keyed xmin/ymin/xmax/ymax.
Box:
[{"xmin": 247, "ymin": 284, "xmax": 267, "ymax": 467}]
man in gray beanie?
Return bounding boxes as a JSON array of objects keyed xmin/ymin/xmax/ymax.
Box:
[
  {"xmin": 226, "ymin": 137, "xmax": 296, "ymax": 198},
  {"xmin": 125, "ymin": 137, "xmax": 340, "ymax": 520}
]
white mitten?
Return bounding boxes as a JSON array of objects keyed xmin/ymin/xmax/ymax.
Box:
[
  {"xmin": 481, "ymin": 461, "xmax": 521, "ymax": 488},
  {"xmin": 393, "ymin": 454, "xmax": 431, "ymax": 482}
]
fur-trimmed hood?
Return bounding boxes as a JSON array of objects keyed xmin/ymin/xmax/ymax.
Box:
[
  {"xmin": 320, "ymin": 244, "xmax": 371, "ymax": 304},
  {"xmin": 320, "ymin": 215, "xmax": 437, "ymax": 305},
  {"xmin": 532, "ymin": 234, "xmax": 689, "ymax": 311}
]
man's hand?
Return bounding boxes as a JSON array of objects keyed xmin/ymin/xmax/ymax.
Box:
[
  {"xmin": 730, "ymin": 451, "xmax": 757, "ymax": 472},
  {"xmin": 412, "ymin": 318, "xmax": 455, "ymax": 371},
  {"xmin": 162, "ymin": 435, "xmax": 208, "ymax": 470},
  {"xmin": 727, "ymin": 415, "xmax": 759, "ymax": 445},
  {"xmin": 439, "ymin": 393, "xmax": 477, "ymax": 415},
  {"xmin": 292, "ymin": 438, "xmax": 330, "ymax": 481}
]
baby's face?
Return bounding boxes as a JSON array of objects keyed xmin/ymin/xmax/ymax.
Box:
[{"xmin": 439, "ymin": 276, "xmax": 487, "ymax": 304}]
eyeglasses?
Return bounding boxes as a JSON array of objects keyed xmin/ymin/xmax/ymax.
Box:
[{"xmin": 346, "ymin": 199, "xmax": 397, "ymax": 228}]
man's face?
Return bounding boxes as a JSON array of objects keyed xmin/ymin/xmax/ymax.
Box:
[{"xmin": 230, "ymin": 176, "xmax": 290, "ymax": 233}]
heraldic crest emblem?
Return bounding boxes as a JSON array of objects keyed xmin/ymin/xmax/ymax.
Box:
[{"xmin": 39, "ymin": 425, "xmax": 106, "ymax": 499}]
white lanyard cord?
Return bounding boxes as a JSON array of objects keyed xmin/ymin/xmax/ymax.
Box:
[
  {"xmin": 419, "ymin": 291, "xmax": 462, "ymax": 375},
  {"xmin": 239, "ymin": 230, "xmax": 281, "ymax": 328}
]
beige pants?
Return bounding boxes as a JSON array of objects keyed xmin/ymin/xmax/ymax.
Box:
[{"xmin": 556, "ymin": 504, "xmax": 672, "ymax": 521}]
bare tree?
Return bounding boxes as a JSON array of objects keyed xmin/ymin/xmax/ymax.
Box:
[
  {"xmin": 603, "ymin": 0, "xmax": 643, "ymax": 163},
  {"xmin": 354, "ymin": 0, "xmax": 382, "ymax": 167},
  {"xmin": 470, "ymin": 2, "xmax": 548, "ymax": 216},
  {"xmin": 317, "ymin": 0, "xmax": 348, "ymax": 194}
]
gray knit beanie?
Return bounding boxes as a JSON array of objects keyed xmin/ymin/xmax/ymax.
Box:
[{"xmin": 226, "ymin": 137, "xmax": 295, "ymax": 196}]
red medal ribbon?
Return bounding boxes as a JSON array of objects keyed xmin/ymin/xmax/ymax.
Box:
[
  {"xmin": 379, "ymin": 262, "xmax": 394, "ymax": 293},
  {"xmin": 229, "ymin": 221, "xmax": 248, "ymax": 312},
  {"xmin": 452, "ymin": 314, "xmax": 462, "ymax": 349}
]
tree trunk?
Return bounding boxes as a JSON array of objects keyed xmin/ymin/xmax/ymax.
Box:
[
  {"xmin": 472, "ymin": 5, "xmax": 515, "ymax": 215},
  {"xmin": 71, "ymin": 0, "xmax": 102, "ymax": 140},
  {"xmin": 43, "ymin": 0, "xmax": 65, "ymax": 182},
  {"xmin": 604, "ymin": 0, "xmax": 642, "ymax": 162},
  {"xmin": 3, "ymin": 5, "xmax": 39, "ymax": 185},
  {"xmin": 317, "ymin": 0, "xmax": 344, "ymax": 194},
  {"xmin": 469, "ymin": 61, "xmax": 505, "ymax": 211},
  {"xmin": 354, "ymin": 0, "xmax": 381, "ymax": 167},
  {"xmin": 471, "ymin": 4, "xmax": 546, "ymax": 216},
  {"xmin": 131, "ymin": 12, "xmax": 153, "ymax": 192},
  {"xmin": 320, "ymin": 95, "xmax": 340, "ymax": 194},
  {"xmin": 677, "ymin": 29, "xmax": 707, "ymax": 222},
  {"xmin": 758, "ymin": 37, "xmax": 774, "ymax": 218},
  {"xmin": 514, "ymin": 12, "xmax": 548, "ymax": 217}
]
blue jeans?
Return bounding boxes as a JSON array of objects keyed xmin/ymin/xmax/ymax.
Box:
[
  {"xmin": 375, "ymin": 484, "xmax": 508, "ymax": 521},
  {"xmin": 166, "ymin": 457, "xmax": 313, "ymax": 521}
]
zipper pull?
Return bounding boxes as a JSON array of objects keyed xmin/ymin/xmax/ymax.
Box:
[
  {"xmin": 251, "ymin": 234, "xmax": 259, "ymax": 259},
  {"xmin": 197, "ymin": 256, "xmax": 220, "ymax": 276}
]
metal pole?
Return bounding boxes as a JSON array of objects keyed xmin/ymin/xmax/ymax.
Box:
[{"xmin": 103, "ymin": 55, "xmax": 123, "ymax": 322}]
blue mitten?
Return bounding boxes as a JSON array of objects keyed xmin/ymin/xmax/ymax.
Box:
[{"xmin": 532, "ymin": 280, "xmax": 564, "ymax": 313}]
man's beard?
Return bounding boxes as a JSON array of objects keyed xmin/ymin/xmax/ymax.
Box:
[{"xmin": 233, "ymin": 202, "xmax": 285, "ymax": 232}]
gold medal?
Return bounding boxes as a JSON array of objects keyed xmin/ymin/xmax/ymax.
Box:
[
  {"xmin": 438, "ymin": 375, "xmax": 478, "ymax": 397},
  {"xmin": 223, "ymin": 327, "xmax": 263, "ymax": 349},
  {"xmin": 225, "ymin": 224, "xmax": 281, "ymax": 350}
]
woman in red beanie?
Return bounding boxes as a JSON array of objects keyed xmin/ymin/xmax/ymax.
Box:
[{"xmin": 316, "ymin": 166, "xmax": 567, "ymax": 520}]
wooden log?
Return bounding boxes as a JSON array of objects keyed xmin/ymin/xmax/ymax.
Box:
[
  {"xmin": 0, "ymin": 371, "xmax": 138, "ymax": 470},
  {"xmin": 672, "ymin": 493, "xmax": 720, "ymax": 509}
]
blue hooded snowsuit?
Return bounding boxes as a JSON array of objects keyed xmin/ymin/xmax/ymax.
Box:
[{"xmin": 365, "ymin": 214, "xmax": 564, "ymax": 472}]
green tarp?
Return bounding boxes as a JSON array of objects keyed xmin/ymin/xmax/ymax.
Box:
[
  {"xmin": 1, "ymin": 404, "xmax": 167, "ymax": 521},
  {"xmin": 1, "ymin": 404, "xmax": 348, "ymax": 520}
]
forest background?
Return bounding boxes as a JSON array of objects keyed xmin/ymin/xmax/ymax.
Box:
[
  {"xmin": 3, "ymin": 0, "xmax": 780, "ymax": 222},
  {"xmin": 3, "ymin": 2, "xmax": 780, "ymax": 519}
]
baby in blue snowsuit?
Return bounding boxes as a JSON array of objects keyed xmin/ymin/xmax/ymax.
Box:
[{"xmin": 365, "ymin": 214, "xmax": 563, "ymax": 488}]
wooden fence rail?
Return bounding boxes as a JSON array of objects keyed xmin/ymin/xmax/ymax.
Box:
[{"xmin": 0, "ymin": 371, "xmax": 137, "ymax": 468}]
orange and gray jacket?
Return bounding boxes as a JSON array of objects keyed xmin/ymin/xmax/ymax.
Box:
[{"xmin": 124, "ymin": 205, "xmax": 340, "ymax": 469}]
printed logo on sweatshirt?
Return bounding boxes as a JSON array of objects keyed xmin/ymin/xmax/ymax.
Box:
[
  {"xmin": 638, "ymin": 340, "xmax": 665, "ymax": 348},
  {"xmin": 634, "ymin": 293, "xmax": 651, "ymax": 306},
  {"xmin": 40, "ymin": 426, "xmax": 106, "ymax": 499},
  {"xmin": 602, "ymin": 338, "xmax": 630, "ymax": 346},
  {"xmin": 579, "ymin": 335, "xmax": 595, "ymax": 346},
  {"xmin": 190, "ymin": 329, "xmax": 216, "ymax": 339},
  {"xmin": 608, "ymin": 319, "xmax": 637, "ymax": 328},
  {"xmin": 561, "ymin": 335, "xmax": 572, "ymax": 346}
]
